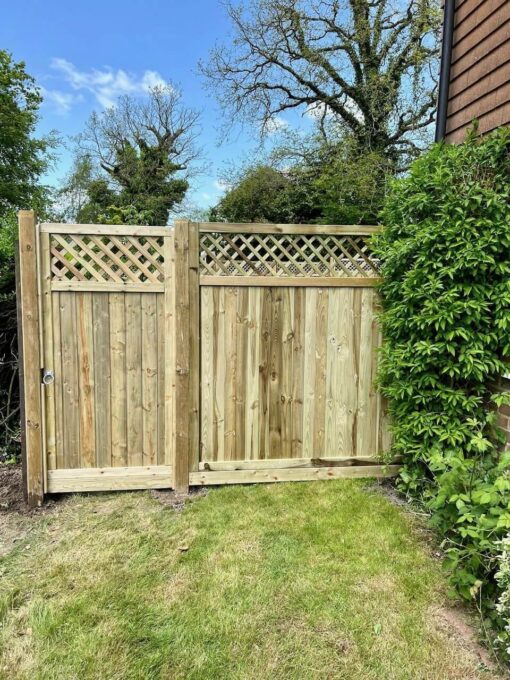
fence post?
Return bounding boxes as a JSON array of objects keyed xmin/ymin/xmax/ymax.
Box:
[
  {"xmin": 17, "ymin": 210, "xmax": 44, "ymax": 507},
  {"xmin": 172, "ymin": 220, "xmax": 199, "ymax": 493}
]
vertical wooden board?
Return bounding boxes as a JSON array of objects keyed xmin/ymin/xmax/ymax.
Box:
[
  {"xmin": 334, "ymin": 288, "xmax": 357, "ymax": 456},
  {"xmin": 163, "ymin": 235, "xmax": 174, "ymax": 470},
  {"xmin": 313, "ymin": 289, "xmax": 329, "ymax": 457},
  {"xmin": 223, "ymin": 287, "xmax": 238, "ymax": 460},
  {"xmin": 142, "ymin": 293, "xmax": 158, "ymax": 465},
  {"xmin": 17, "ymin": 211, "xmax": 43, "ymax": 505},
  {"xmin": 291, "ymin": 288, "xmax": 305, "ymax": 458},
  {"xmin": 269, "ymin": 289, "xmax": 283, "ymax": 458},
  {"xmin": 156, "ymin": 294, "xmax": 166, "ymax": 464},
  {"xmin": 40, "ymin": 232, "xmax": 56, "ymax": 472},
  {"xmin": 212, "ymin": 286, "xmax": 225, "ymax": 462},
  {"xmin": 92, "ymin": 293, "xmax": 111, "ymax": 467},
  {"xmin": 302, "ymin": 289, "xmax": 317, "ymax": 458},
  {"xmin": 77, "ymin": 292, "xmax": 95, "ymax": 467},
  {"xmin": 325, "ymin": 288, "xmax": 339, "ymax": 456},
  {"xmin": 172, "ymin": 223, "xmax": 191, "ymax": 492},
  {"xmin": 234, "ymin": 288, "xmax": 249, "ymax": 460},
  {"xmin": 60, "ymin": 292, "xmax": 80, "ymax": 468},
  {"xmin": 200, "ymin": 287, "xmax": 214, "ymax": 461},
  {"xmin": 110, "ymin": 293, "xmax": 127, "ymax": 466},
  {"xmin": 258, "ymin": 287, "xmax": 272, "ymax": 458},
  {"xmin": 280, "ymin": 287, "xmax": 293, "ymax": 459},
  {"xmin": 126, "ymin": 293, "xmax": 143, "ymax": 466},
  {"xmin": 188, "ymin": 222, "xmax": 200, "ymax": 473},
  {"xmin": 356, "ymin": 288, "xmax": 378, "ymax": 457},
  {"xmin": 245, "ymin": 287, "xmax": 261, "ymax": 459},
  {"xmin": 52, "ymin": 292, "xmax": 64, "ymax": 469}
]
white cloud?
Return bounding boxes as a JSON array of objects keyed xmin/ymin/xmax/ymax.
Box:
[
  {"xmin": 40, "ymin": 87, "xmax": 81, "ymax": 115},
  {"xmin": 50, "ymin": 58, "xmax": 169, "ymax": 108},
  {"xmin": 262, "ymin": 115, "xmax": 288, "ymax": 135},
  {"xmin": 305, "ymin": 98, "xmax": 362, "ymax": 122},
  {"xmin": 213, "ymin": 179, "xmax": 232, "ymax": 192}
]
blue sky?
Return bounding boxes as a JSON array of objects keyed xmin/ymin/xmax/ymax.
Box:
[{"xmin": 1, "ymin": 0, "xmax": 310, "ymax": 212}]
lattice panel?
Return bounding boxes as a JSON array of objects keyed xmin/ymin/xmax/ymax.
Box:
[
  {"xmin": 50, "ymin": 234, "xmax": 165, "ymax": 284},
  {"xmin": 199, "ymin": 232, "xmax": 380, "ymax": 278}
]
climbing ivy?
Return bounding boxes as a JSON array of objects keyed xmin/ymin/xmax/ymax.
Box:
[{"xmin": 373, "ymin": 128, "xmax": 510, "ymax": 642}]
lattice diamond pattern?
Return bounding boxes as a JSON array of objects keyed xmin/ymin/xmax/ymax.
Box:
[
  {"xmin": 199, "ymin": 232, "xmax": 380, "ymax": 278},
  {"xmin": 50, "ymin": 234, "xmax": 165, "ymax": 284}
]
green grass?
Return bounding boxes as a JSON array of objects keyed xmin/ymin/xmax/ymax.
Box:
[{"xmin": 0, "ymin": 481, "xmax": 497, "ymax": 679}]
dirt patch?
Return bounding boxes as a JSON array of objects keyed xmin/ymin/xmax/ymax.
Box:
[
  {"xmin": 430, "ymin": 605, "xmax": 504, "ymax": 676},
  {"xmin": 150, "ymin": 486, "xmax": 208, "ymax": 510},
  {"xmin": 0, "ymin": 464, "xmax": 58, "ymax": 516}
]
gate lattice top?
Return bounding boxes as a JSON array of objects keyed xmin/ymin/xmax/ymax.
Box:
[
  {"xmin": 49, "ymin": 233, "xmax": 165, "ymax": 284},
  {"xmin": 199, "ymin": 231, "xmax": 380, "ymax": 278}
]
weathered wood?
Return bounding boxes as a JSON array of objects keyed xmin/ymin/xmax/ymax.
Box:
[
  {"xmin": 142, "ymin": 293, "xmax": 158, "ymax": 465},
  {"xmin": 41, "ymin": 223, "xmax": 170, "ymax": 236},
  {"xmin": 47, "ymin": 465, "xmax": 172, "ymax": 492},
  {"xmin": 109, "ymin": 293, "xmax": 127, "ymax": 465},
  {"xmin": 18, "ymin": 212, "xmax": 44, "ymax": 505},
  {"xmin": 77, "ymin": 293, "xmax": 96, "ymax": 467},
  {"xmin": 188, "ymin": 221, "xmax": 200, "ymax": 472},
  {"xmin": 60, "ymin": 292, "xmax": 80, "ymax": 468},
  {"xmin": 40, "ymin": 232, "xmax": 56, "ymax": 474},
  {"xmin": 164, "ymin": 235, "xmax": 174, "ymax": 475},
  {"xmin": 92, "ymin": 294, "xmax": 112, "ymax": 467},
  {"xmin": 51, "ymin": 282, "xmax": 164, "ymax": 293},
  {"xmin": 199, "ymin": 223, "xmax": 380, "ymax": 235},
  {"xmin": 200, "ymin": 456, "xmax": 400, "ymax": 471},
  {"xmin": 200, "ymin": 276, "xmax": 381, "ymax": 287},
  {"xmin": 172, "ymin": 221, "xmax": 193, "ymax": 492},
  {"xmin": 200, "ymin": 285, "xmax": 387, "ymax": 464},
  {"xmin": 126, "ymin": 293, "xmax": 143, "ymax": 466},
  {"xmin": 190, "ymin": 465, "xmax": 400, "ymax": 486}
]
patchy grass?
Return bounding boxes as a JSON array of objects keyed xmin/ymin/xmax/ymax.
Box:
[{"xmin": 0, "ymin": 480, "xmax": 501, "ymax": 679}]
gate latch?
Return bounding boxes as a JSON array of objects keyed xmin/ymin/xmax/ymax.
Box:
[{"xmin": 42, "ymin": 369, "xmax": 55, "ymax": 386}]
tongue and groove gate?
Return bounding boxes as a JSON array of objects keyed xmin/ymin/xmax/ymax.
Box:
[{"xmin": 18, "ymin": 213, "xmax": 395, "ymax": 506}]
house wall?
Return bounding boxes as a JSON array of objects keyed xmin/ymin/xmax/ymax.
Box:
[{"xmin": 445, "ymin": 0, "xmax": 510, "ymax": 143}]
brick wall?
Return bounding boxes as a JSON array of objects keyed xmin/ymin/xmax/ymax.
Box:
[{"xmin": 496, "ymin": 377, "xmax": 510, "ymax": 450}]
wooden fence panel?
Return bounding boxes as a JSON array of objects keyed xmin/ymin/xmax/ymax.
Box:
[
  {"xmin": 19, "ymin": 218, "xmax": 394, "ymax": 502},
  {"xmin": 200, "ymin": 286, "xmax": 384, "ymax": 463}
]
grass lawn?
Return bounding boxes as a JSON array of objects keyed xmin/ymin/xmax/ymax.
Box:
[{"xmin": 0, "ymin": 479, "xmax": 501, "ymax": 679}]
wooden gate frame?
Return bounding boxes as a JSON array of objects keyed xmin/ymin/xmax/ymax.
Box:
[
  {"xmin": 18, "ymin": 214, "xmax": 397, "ymax": 506},
  {"xmin": 171, "ymin": 220, "xmax": 398, "ymax": 494}
]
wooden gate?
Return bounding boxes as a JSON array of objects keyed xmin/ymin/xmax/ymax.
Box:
[{"xmin": 17, "ymin": 213, "xmax": 396, "ymax": 506}]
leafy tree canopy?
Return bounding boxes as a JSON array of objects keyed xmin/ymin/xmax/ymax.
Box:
[
  {"xmin": 211, "ymin": 136, "xmax": 389, "ymax": 224},
  {"xmin": 60, "ymin": 85, "xmax": 201, "ymax": 226},
  {"xmin": 0, "ymin": 50, "xmax": 54, "ymax": 217}
]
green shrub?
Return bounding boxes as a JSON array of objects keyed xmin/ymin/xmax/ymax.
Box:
[{"xmin": 373, "ymin": 128, "xmax": 510, "ymax": 645}]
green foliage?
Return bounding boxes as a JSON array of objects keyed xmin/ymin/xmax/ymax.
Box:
[
  {"xmin": 0, "ymin": 50, "xmax": 54, "ymax": 216},
  {"xmin": 211, "ymin": 139, "xmax": 388, "ymax": 224},
  {"xmin": 210, "ymin": 165, "xmax": 321, "ymax": 223},
  {"xmin": 374, "ymin": 128, "xmax": 510, "ymax": 649},
  {"xmin": 60, "ymin": 86, "xmax": 198, "ymax": 226},
  {"xmin": 495, "ymin": 534, "xmax": 510, "ymax": 660},
  {"xmin": 0, "ymin": 52, "xmax": 54, "ymax": 462}
]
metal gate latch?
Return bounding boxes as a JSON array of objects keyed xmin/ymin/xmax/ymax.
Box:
[{"xmin": 42, "ymin": 369, "xmax": 55, "ymax": 386}]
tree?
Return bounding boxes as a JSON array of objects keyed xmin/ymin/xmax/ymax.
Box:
[
  {"xmin": 211, "ymin": 164, "xmax": 321, "ymax": 223},
  {"xmin": 211, "ymin": 135, "xmax": 389, "ymax": 224},
  {"xmin": 68, "ymin": 85, "xmax": 201, "ymax": 225},
  {"xmin": 0, "ymin": 50, "xmax": 53, "ymax": 214},
  {"xmin": 0, "ymin": 51, "xmax": 53, "ymax": 460},
  {"xmin": 202, "ymin": 0, "xmax": 440, "ymax": 167}
]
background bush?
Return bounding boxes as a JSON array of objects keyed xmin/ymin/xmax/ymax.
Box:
[{"xmin": 373, "ymin": 128, "xmax": 510, "ymax": 650}]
